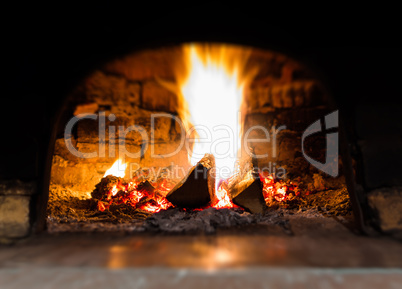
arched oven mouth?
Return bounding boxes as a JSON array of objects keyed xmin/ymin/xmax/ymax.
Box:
[{"xmin": 45, "ymin": 43, "xmax": 355, "ymax": 234}]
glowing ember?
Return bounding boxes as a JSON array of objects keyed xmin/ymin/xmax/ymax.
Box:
[
  {"xmin": 108, "ymin": 182, "xmax": 126, "ymax": 197},
  {"xmin": 138, "ymin": 195, "xmax": 172, "ymax": 213},
  {"xmin": 103, "ymin": 159, "xmax": 127, "ymax": 178},
  {"xmin": 260, "ymin": 173, "xmax": 299, "ymax": 203},
  {"xmin": 93, "ymin": 168, "xmax": 300, "ymax": 215},
  {"xmin": 93, "ymin": 175, "xmax": 174, "ymax": 214}
]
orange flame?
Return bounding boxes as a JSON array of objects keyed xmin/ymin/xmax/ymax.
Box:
[
  {"xmin": 103, "ymin": 159, "xmax": 127, "ymax": 178},
  {"xmin": 176, "ymin": 44, "xmax": 258, "ymax": 192},
  {"xmin": 94, "ymin": 45, "xmax": 301, "ymax": 214},
  {"xmin": 211, "ymin": 183, "xmax": 236, "ymax": 209}
]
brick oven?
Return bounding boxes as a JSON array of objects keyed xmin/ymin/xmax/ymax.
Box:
[
  {"xmin": 2, "ymin": 38, "xmax": 401, "ymax": 241},
  {"xmin": 35, "ymin": 42, "xmax": 354, "ymax": 234},
  {"xmin": 0, "ymin": 15, "xmax": 401, "ymax": 248},
  {"xmin": 1, "ymin": 12, "xmax": 402, "ymax": 288}
]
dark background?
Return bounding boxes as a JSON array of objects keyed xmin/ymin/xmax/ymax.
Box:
[{"xmin": 2, "ymin": 10, "xmax": 401, "ymax": 182}]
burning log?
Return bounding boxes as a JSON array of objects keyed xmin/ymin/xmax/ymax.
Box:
[
  {"xmin": 227, "ymin": 155, "xmax": 267, "ymax": 214},
  {"xmin": 229, "ymin": 170, "xmax": 267, "ymax": 214},
  {"xmin": 166, "ymin": 154, "xmax": 216, "ymax": 209}
]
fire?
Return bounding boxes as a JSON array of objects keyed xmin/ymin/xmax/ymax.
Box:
[
  {"xmin": 103, "ymin": 159, "xmax": 127, "ymax": 178},
  {"xmin": 176, "ymin": 44, "xmax": 257, "ymax": 191},
  {"xmin": 211, "ymin": 184, "xmax": 236, "ymax": 209},
  {"xmin": 96, "ymin": 159, "xmax": 175, "ymax": 213},
  {"xmin": 260, "ymin": 173, "xmax": 299, "ymax": 203},
  {"xmin": 95, "ymin": 164, "xmax": 300, "ymax": 215},
  {"xmin": 94, "ymin": 176, "xmax": 174, "ymax": 214},
  {"xmin": 92, "ymin": 45, "xmax": 301, "ymax": 215},
  {"xmin": 138, "ymin": 195, "xmax": 172, "ymax": 213}
]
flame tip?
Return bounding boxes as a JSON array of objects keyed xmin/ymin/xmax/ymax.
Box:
[{"xmin": 103, "ymin": 159, "xmax": 128, "ymax": 179}]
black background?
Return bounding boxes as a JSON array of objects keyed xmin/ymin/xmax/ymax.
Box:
[{"xmin": 2, "ymin": 8, "xmax": 401, "ymax": 181}]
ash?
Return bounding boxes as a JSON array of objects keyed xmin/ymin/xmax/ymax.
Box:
[{"xmin": 144, "ymin": 207, "xmax": 286, "ymax": 234}]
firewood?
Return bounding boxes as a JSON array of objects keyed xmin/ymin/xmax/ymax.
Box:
[
  {"xmin": 228, "ymin": 155, "xmax": 267, "ymax": 214},
  {"xmin": 166, "ymin": 154, "xmax": 216, "ymax": 208},
  {"xmin": 230, "ymin": 172, "xmax": 267, "ymax": 214}
]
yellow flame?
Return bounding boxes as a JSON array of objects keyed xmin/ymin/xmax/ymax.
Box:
[
  {"xmin": 103, "ymin": 159, "xmax": 127, "ymax": 178},
  {"xmin": 176, "ymin": 44, "xmax": 257, "ymax": 187}
]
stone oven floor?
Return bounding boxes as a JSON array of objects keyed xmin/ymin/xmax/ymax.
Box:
[
  {"xmin": 1, "ymin": 213, "xmax": 402, "ymax": 288},
  {"xmin": 46, "ymin": 184, "xmax": 353, "ymax": 234}
]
